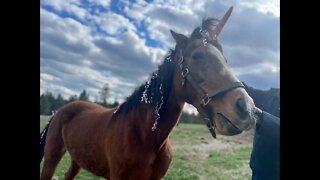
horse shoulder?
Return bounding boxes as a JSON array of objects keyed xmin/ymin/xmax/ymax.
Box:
[{"xmin": 150, "ymin": 139, "xmax": 173, "ymax": 179}]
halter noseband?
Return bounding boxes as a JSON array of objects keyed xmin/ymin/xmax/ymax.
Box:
[{"xmin": 177, "ymin": 49, "xmax": 245, "ymax": 138}]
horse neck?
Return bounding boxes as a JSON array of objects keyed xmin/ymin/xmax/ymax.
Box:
[
  {"xmin": 116, "ymin": 51, "xmax": 186, "ymax": 150},
  {"xmin": 152, "ymin": 54, "xmax": 186, "ymax": 148}
]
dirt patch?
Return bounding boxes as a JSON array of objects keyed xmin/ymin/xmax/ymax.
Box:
[
  {"xmin": 195, "ymin": 140, "xmax": 231, "ymax": 153},
  {"xmin": 190, "ymin": 131, "xmax": 253, "ymax": 159},
  {"xmin": 185, "ymin": 140, "xmax": 233, "ymax": 159}
]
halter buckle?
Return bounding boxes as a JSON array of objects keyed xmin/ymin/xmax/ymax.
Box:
[
  {"xmin": 204, "ymin": 117, "xmax": 216, "ymax": 138},
  {"xmin": 201, "ymin": 94, "xmax": 211, "ymax": 106},
  {"xmin": 181, "ymin": 68, "xmax": 189, "ymax": 78},
  {"xmin": 179, "ymin": 55, "xmax": 184, "ymax": 64},
  {"xmin": 179, "ymin": 56, "xmax": 184, "ymax": 69},
  {"xmin": 204, "ymin": 118, "xmax": 213, "ymax": 129}
]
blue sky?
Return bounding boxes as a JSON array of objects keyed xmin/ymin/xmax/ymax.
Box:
[{"xmin": 40, "ymin": 0, "xmax": 279, "ymax": 112}]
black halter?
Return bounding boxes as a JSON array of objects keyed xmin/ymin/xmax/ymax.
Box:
[{"xmin": 177, "ymin": 49, "xmax": 245, "ymax": 138}]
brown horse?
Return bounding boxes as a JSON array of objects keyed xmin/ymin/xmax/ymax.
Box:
[{"xmin": 40, "ymin": 6, "xmax": 256, "ymax": 180}]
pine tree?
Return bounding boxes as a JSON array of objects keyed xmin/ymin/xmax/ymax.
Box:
[
  {"xmin": 79, "ymin": 89, "xmax": 89, "ymax": 101},
  {"xmin": 40, "ymin": 94, "xmax": 50, "ymax": 115},
  {"xmin": 55, "ymin": 94, "xmax": 65, "ymax": 109},
  {"xmin": 68, "ymin": 94, "xmax": 78, "ymax": 103},
  {"xmin": 99, "ymin": 83, "xmax": 110, "ymax": 106}
]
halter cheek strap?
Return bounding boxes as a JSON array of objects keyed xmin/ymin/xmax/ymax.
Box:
[{"xmin": 178, "ymin": 49, "xmax": 245, "ymax": 138}]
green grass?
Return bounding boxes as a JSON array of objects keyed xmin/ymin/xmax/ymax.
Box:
[
  {"xmin": 40, "ymin": 116, "xmax": 253, "ymax": 180},
  {"xmin": 40, "ymin": 115, "xmax": 49, "ymax": 131}
]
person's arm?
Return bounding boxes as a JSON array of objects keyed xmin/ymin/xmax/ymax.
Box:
[
  {"xmin": 243, "ymin": 82, "xmax": 280, "ymax": 117},
  {"xmin": 250, "ymin": 108, "xmax": 280, "ymax": 179}
]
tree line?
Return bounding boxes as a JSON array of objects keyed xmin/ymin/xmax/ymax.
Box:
[
  {"xmin": 40, "ymin": 83, "xmax": 202, "ymax": 123},
  {"xmin": 40, "ymin": 83, "xmax": 118, "ymax": 115},
  {"xmin": 40, "ymin": 89, "xmax": 120, "ymax": 115}
]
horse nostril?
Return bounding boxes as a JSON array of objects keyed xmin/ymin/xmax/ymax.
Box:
[{"xmin": 236, "ymin": 98, "xmax": 249, "ymax": 119}]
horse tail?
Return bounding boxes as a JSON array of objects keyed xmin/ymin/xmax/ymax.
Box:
[{"xmin": 40, "ymin": 114, "xmax": 54, "ymax": 163}]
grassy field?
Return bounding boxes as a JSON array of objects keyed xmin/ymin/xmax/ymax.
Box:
[{"xmin": 40, "ymin": 116, "xmax": 253, "ymax": 180}]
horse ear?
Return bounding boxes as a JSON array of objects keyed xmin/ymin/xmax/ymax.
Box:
[{"xmin": 170, "ymin": 30, "xmax": 187, "ymax": 49}]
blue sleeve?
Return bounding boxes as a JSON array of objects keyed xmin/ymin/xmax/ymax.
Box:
[
  {"xmin": 250, "ymin": 111, "xmax": 280, "ymax": 179},
  {"xmin": 245, "ymin": 85, "xmax": 280, "ymax": 117}
]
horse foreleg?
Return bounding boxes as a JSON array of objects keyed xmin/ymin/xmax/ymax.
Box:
[
  {"xmin": 64, "ymin": 160, "xmax": 80, "ymax": 180},
  {"xmin": 40, "ymin": 151, "xmax": 65, "ymax": 180}
]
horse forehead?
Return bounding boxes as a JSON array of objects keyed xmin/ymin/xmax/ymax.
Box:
[
  {"xmin": 206, "ymin": 44, "xmax": 226, "ymax": 63},
  {"xmin": 187, "ymin": 41, "xmax": 226, "ymax": 63}
]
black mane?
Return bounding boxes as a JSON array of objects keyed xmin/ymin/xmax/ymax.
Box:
[{"xmin": 117, "ymin": 49, "xmax": 176, "ymax": 115}]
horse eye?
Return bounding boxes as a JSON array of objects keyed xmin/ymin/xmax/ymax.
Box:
[{"xmin": 192, "ymin": 52, "xmax": 204, "ymax": 60}]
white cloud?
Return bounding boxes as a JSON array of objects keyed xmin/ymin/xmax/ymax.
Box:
[
  {"xmin": 239, "ymin": 0, "xmax": 279, "ymax": 17},
  {"xmin": 124, "ymin": 1, "xmax": 202, "ymax": 48},
  {"xmin": 89, "ymin": 12, "xmax": 137, "ymax": 35},
  {"xmin": 231, "ymin": 62, "xmax": 279, "ymax": 76},
  {"xmin": 88, "ymin": 0, "xmax": 111, "ymax": 8},
  {"xmin": 42, "ymin": 0, "xmax": 87, "ymax": 20},
  {"xmin": 40, "ymin": 0, "xmax": 279, "ymax": 105},
  {"xmin": 40, "ymin": 6, "xmax": 167, "ymax": 101},
  {"xmin": 230, "ymin": 62, "xmax": 280, "ymax": 89}
]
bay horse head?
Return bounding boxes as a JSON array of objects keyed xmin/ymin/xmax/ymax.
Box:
[{"xmin": 170, "ymin": 6, "xmax": 256, "ymax": 137}]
